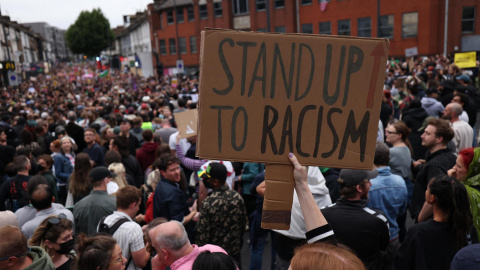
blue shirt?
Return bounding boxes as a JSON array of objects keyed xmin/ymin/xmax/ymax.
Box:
[
  {"xmin": 83, "ymin": 143, "xmax": 106, "ymax": 167},
  {"xmin": 367, "ymin": 166, "xmax": 408, "ymax": 241}
]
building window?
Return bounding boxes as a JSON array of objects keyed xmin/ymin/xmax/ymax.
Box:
[
  {"xmin": 176, "ymin": 8, "xmax": 184, "ymax": 23},
  {"xmin": 167, "ymin": 10, "xmax": 174, "ymax": 24},
  {"xmin": 160, "ymin": 13, "xmax": 164, "ymax": 29},
  {"xmin": 338, "ymin": 19, "xmax": 350, "ymax": 35},
  {"xmin": 199, "ymin": 5, "xmax": 208, "ymax": 20},
  {"xmin": 301, "ymin": 0, "xmax": 312, "ymax": 5},
  {"xmin": 169, "ymin": 38, "xmax": 176, "ymax": 55},
  {"xmin": 179, "ymin": 37, "xmax": 187, "ymax": 54},
  {"xmin": 190, "ymin": 36, "xmax": 197, "ymax": 53},
  {"xmin": 319, "ymin": 22, "xmax": 331, "ymax": 34},
  {"xmin": 258, "ymin": 28, "xmax": 268, "ymax": 32},
  {"xmin": 159, "ymin": 39, "xmax": 167, "ymax": 55},
  {"xmin": 275, "ymin": 26, "xmax": 286, "ymax": 33},
  {"xmin": 379, "ymin": 15, "xmax": 394, "ymax": 38},
  {"xmin": 402, "ymin": 12, "xmax": 418, "ymax": 38},
  {"xmin": 301, "ymin": 24, "xmax": 313, "ymax": 34},
  {"xmin": 274, "ymin": 0, "xmax": 284, "ymax": 8},
  {"xmin": 233, "ymin": 0, "xmax": 249, "ymax": 15},
  {"xmin": 187, "ymin": 6, "xmax": 195, "ymax": 21},
  {"xmin": 214, "ymin": 2, "xmax": 223, "ymax": 17},
  {"xmin": 462, "ymin": 7, "xmax": 476, "ymax": 33},
  {"xmin": 357, "ymin": 17, "xmax": 371, "ymax": 37},
  {"xmin": 256, "ymin": 0, "xmax": 266, "ymax": 11}
]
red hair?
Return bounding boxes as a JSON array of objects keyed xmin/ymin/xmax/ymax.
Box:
[{"xmin": 459, "ymin": 147, "xmax": 475, "ymax": 168}]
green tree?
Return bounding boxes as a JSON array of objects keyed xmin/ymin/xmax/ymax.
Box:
[{"xmin": 65, "ymin": 8, "xmax": 115, "ymax": 57}]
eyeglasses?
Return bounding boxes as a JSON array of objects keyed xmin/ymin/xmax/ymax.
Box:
[
  {"xmin": 385, "ymin": 131, "xmax": 399, "ymax": 135},
  {"xmin": 48, "ymin": 213, "xmax": 67, "ymax": 224},
  {"xmin": 0, "ymin": 247, "xmax": 31, "ymax": 261},
  {"xmin": 110, "ymin": 254, "xmax": 125, "ymax": 265}
]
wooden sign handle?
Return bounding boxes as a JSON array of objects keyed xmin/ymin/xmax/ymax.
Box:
[{"xmin": 261, "ymin": 163, "xmax": 295, "ymax": 230}]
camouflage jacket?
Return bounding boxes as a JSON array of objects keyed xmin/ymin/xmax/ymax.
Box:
[{"xmin": 196, "ymin": 185, "xmax": 247, "ymax": 256}]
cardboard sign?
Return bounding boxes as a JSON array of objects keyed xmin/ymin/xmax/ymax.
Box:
[
  {"xmin": 395, "ymin": 77, "xmax": 406, "ymax": 89},
  {"xmin": 455, "ymin": 52, "xmax": 477, "ymax": 68},
  {"xmin": 405, "ymin": 47, "xmax": 418, "ymax": 58},
  {"xmin": 198, "ymin": 28, "xmax": 389, "ymax": 229},
  {"xmin": 174, "ymin": 109, "xmax": 198, "ymax": 139}
]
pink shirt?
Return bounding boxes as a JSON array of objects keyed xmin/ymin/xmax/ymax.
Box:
[
  {"xmin": 171, "ymin": 244, "xmax": 227, "ymax": 270},
  {"xmin": 152, "ymin": 244, "xmax": 226, "ymax": 270}
]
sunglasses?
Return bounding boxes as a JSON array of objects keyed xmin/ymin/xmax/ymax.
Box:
[
  {"xmin": 48, "ymin": 213, "xmax": 67, "ymax": 224},
  {"xmin": 0, "ymin": 247, "xmax": 31, "ymax": 261}
]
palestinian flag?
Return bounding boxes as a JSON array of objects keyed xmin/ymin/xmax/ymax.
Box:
[{"xmin": 99, "ymin": 70, "xmax": 109, "ymax": 78}]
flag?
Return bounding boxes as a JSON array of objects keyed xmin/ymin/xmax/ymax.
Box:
[
  {"xmin": 320, "ymin": 0, "xmax": 328, "ymax": 12},
  {"xmin": 135, "ymin": 53, "xmax": 142, "ymax": 69},
  {"xmin": 99, "ymin": 70, "xmax": 109, "ymax": 78}
]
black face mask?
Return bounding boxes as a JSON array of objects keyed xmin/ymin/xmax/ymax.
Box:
[
  {"xmin": 203, "ymin": 179, "xmax": 213, "ymax": 189},
  {"xmin": 56, "ymin": 239, "xmax": 74, "ymax": 255},
  {"xmin": 36, "ymin": 164, "xmax": 46, "ymax": 172}
]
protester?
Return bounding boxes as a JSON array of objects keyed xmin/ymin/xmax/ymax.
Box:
[
  {"xmin": 29, "ymin": 214, "xmax": 76, "ymax": 269},
  {"xmin": 54, "ymin": 136, "xmax": 75, "ymax": 205},
  {"xmin": 65, "ymin": 153, "xmax": 92, "ymax": 207},
  {"xmin": 448, "ymin": 147, "xmax": 480, "ymax": 236},
  {"xmin": 0, "ymin": 155, "xmax": 32, "ymax": 211},
  {"xmin": 36, "ymin": 155, "xmax": 59, "ymax": 203},
  {"xmin": 0, "ymin": 225, "xmax": 55, "ymax": 269},
  {"xmin": 76, "ymin": 234, "xmax": 127, "ymax": 270},
  {"xmin": 395, "ymin": 176, "xmax": 477, "ymax": 270}
]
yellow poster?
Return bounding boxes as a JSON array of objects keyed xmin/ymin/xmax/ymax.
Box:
[{"xmin": 455, "ymin": 52, "xmax": 477, "ymax": 68}]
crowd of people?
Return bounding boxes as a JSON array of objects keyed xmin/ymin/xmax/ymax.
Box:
[{"xmin": 0, "ymin": 55, "xmax": 479, "ymax": 270}]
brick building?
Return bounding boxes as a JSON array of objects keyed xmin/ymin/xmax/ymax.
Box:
[{"xmin": 148, "ymin": 0, "xmax": 480, "ymax": 75}]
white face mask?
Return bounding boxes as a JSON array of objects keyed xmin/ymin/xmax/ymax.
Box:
[{"xmin": 106, "ymin": 180, "xmax": 119, "ymax": 194}]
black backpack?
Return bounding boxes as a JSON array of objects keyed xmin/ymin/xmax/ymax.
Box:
[{"xmin": 97, "ymin": 217, "xmax": 133, "ymax": 268}]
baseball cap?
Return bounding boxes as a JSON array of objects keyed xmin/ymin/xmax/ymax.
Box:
[
  {"xmin": 198, "ymin": 162, "xmax": 227, "ymax": 181},
  {"xmin": 456, "ymin": 74, "xmax": 471, "ymax": 83},
  {"xmin": 89, "ymin": 166, "xmax": 117, "ymax": 183},
  {"xmin": 339, "ymin": 169, "xmax": 378, "ymax": 187}
]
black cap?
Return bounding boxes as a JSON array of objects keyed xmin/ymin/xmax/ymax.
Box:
[
  {"xmin": 198, "ymin": 162, "xmax": 227, "ymax": 182},
  {"xmin": 339, "ymin": 169, "xmax": 378, "ymax": 187},
  {"xmin": 89, "ymin": 166, "xmax": 117, "ymax": 182}
]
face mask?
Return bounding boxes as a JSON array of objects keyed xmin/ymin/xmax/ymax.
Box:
[
  {"xmin": 106, "ymin": 180, "xmax": 119, "ymax": 194},
  {"xmin": 56, "ymin": 239, "xmax": 74, "ymax": 255}
]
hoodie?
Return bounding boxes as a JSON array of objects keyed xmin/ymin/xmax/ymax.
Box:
[
  {"xmin": 24, "ymin": 246, "xmax": 55, "ymax": 270},
  {"xmin": 136, "ymin": 141, "xmax": 159, "ymax": 172},
  {"xmin": 402, "ymin": 107, "xmax": 429, "ymax": 160},
  {"xmin": 421, "ymin": 97, "xmax": 444, "ymax": 117}
]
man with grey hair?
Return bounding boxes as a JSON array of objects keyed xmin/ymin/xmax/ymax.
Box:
[
  {"xmin": 148, "ymin": 221, "xmax": 227, "ymax": 270},
  {"xmin": 367, "ymin": 142, "xmax": 408, "ymax": 269},
  {"xmin": 443, "ymin": 102, "xmax": 473, "ymax": 153},
  {"xmin": 65, "ymin": 111, "xmax": 86, "ymax": 153}
]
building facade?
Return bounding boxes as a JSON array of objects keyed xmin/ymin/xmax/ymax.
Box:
[
  {"xmin": 116, "ymin": 12, "xmax": 155, "ymax": 77},
  {"xmin": 148, "ymin": 0, "xmax": 480, "ymax": 74}
]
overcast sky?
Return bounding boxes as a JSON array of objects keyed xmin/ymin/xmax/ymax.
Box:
[{"xmin": 0, "ymin": 0, "xmax": 152, "ymax": 30}]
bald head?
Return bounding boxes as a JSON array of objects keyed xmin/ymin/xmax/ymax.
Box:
[
  {"xmin": 149, "ymin": 221, "xmax": 189, "ymax": 252},
  {"xmin": 448, "ymin": 103, "xmax": 463, "ymax": 117},
  {"xmin": 30, "ymin": 184, "xmax": 53, "ymax": 210}
]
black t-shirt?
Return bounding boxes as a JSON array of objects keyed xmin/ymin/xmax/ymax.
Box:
[
  {"xmin": 395, "ymin": 219, "xmax": 475, "ymax": 270},
  {"xmin": 56, "ymin": 257, "xmax": 74, "ymax": 270}
]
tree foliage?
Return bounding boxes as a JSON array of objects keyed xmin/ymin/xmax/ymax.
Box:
[{"xmin": 66, "ymin": 8, "xmax": 115, "ymax": 57}]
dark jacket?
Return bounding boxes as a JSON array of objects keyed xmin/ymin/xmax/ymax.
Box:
[
  {"xmin": 321, "ymin": 198, "xmax": 390, "ymax": 270},
  {"xmin": 410, "ymin": 148, "xmax": 456, "ymax": 220}
]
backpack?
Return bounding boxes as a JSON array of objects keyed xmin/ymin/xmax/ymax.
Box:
[{"xmin": 97, "ymin": 216, "xmax": 133, "ymax": 268}]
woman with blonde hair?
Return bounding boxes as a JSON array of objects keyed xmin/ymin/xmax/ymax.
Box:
[
  {"xmin": 108, "ymin": 162, "xmax": 129, "ymax": 195},
  {"xmin": 54, "ymin": 136, "xmax": 75, "ymax": 205},
  {"xmin": 66, "ymin": 153, "xmax": 92, "ymax": 207},
  {"xmin": 29, "ymin": 214, "xmax": 75, "ymax": 270}
]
